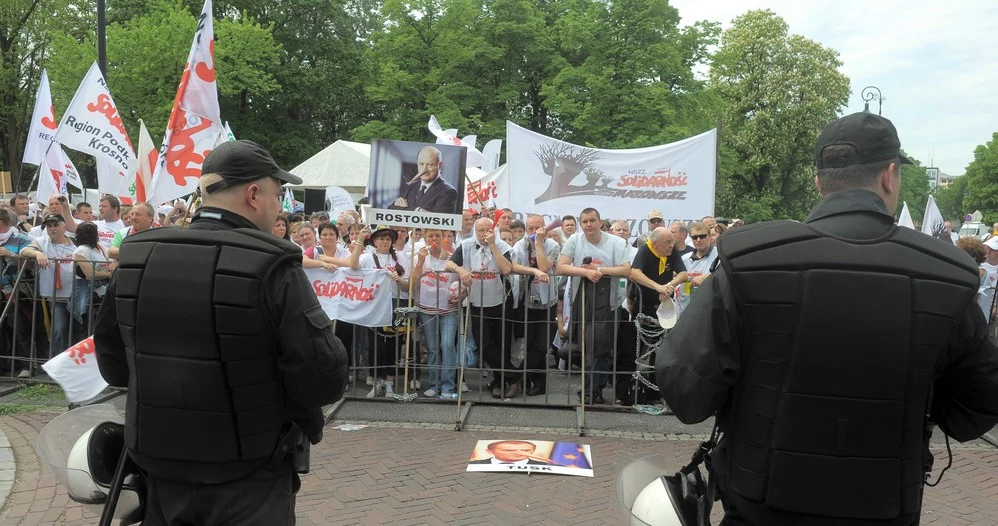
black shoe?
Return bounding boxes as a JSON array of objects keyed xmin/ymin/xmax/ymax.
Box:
[{"xmin": 526, "ymin": 383, "xmax": 545, "ymax": 396}]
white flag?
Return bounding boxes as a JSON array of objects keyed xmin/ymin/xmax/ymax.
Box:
[
  {"xmin": 37, "ymin": 145, "xmax": 81, "ymax": 205},
  {"xmin": 54, "ymin": 62, "xmax": 135, "ymax": 196},
  {"xmin": 42, "ymin": 337, "xmax": 108, "ymax": 403},
  {"xmin": 921, "ymin": 195, "xmax": 951, "ymax": 244},
  {"xmin": 23, "ymin": 70, "xmax": 58, "ymax": 166},
  {"xmin": 898, "ymin": 201, "xmax": 915, "ymax": 229},
  {"xmin": 427, "ymin": 115, "xmax": 487, "ymax": 168},
  {"xmin": 148, "ymin": 0, "xmax": 222, "ymax": 205},
  {"xmin": 224, "ymin": 121, "xmax": 235, "ymax": 141},
  {"xmin": 325, "ymin": 186, "xmax": 355, "ymax": 219},
  {"xmin": 481, "ymin": 139, "xmax": 502, "ymax": 172}
]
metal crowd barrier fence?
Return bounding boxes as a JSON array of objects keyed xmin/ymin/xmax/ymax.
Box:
[
  {"xmin": 0, "ymin": 252, "xmax": 681, "ymax": 435},
  {"xmin": 338, "ymin": 268, "xmax": 676, "ymax": 433},
  {"xmin": 0, "ymin": 254, "xmax": 109, "ymax": 379}
]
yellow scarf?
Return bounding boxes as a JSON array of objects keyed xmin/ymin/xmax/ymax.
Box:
[{"xmin": 646, "ymin": 239, "xmax": 668, "ymax": 275}]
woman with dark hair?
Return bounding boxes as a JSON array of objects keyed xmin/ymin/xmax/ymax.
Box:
[
  {"xmin": 71, "ymin": 222, "xmax": 115, "ymax": 334},
  {"xmin": 351, "ymin": 225, "xmax": 411, "ymax": 398},
  {"xmin": 272, "ymin": 215, "xmax": 290, "ymax": 240}
]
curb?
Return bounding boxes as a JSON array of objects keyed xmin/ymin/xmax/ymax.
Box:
[{"xmin": 0, "ymin": 425, "xmax": 13, "ymax": 513}]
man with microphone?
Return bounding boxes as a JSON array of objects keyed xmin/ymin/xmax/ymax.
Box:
[{"xmin": 390, "ymin": 146, "xmax": 459, "ymax": 214}]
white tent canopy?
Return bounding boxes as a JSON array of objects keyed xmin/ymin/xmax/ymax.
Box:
[
  {"xmin": 287, "ymin": 140, "xmax": 371, "ymax": 195},
  {"xmin": 288, "ymin": 139, "xmax": 494, "ymax": 204}
]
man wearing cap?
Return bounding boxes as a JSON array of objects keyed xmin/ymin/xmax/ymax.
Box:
[
  {"xmin": 94, "ymin": 140, "xmax": 348, "ymax": 525},
  {"xmin": 389, "ymin": 146, "xmax": 459, "ymax": 214},
  {"xmin": 21, "ymin": 213, "xmax": 78, "ymax": 356},
  {"xmin": 656, "ymin": 112, "xmax": 998, "ymax": 524},
  {"xmin": 633, "ymin": 210, "xmax": 665, "ymax": 248}
]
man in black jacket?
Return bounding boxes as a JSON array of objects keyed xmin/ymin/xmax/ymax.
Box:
[
  {"xmin": 94, "ymin": 140, "xmax": 348, "ymax": 525},
  {"xmin": 656, "ymin": 112, "xmax": 998, "ymax": 525}
]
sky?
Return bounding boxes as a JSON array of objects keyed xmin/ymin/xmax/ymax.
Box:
[{"xmin": 671, "ymin": 0, "xmax": 998, "ymax": 175}]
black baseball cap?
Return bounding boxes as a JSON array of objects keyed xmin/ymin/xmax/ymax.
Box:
[
  {"xmin": 814, "ymin": 112, "xmax": 912, "ymax": 169},
  {"xmin": 201, "ymin": 140, "xmax": 302, "ymax": 193},
  {"xmin": 41, "ymin": 214, "xmax": 65, "ymax": 225}
]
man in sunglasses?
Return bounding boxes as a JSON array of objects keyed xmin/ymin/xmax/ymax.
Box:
[{"xmin": 675, "ymin": 222, "xmax": 715, "ymax": 318}]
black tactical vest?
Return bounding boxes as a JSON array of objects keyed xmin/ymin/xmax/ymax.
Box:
[
  {"xmin": 113, "ymin": 226, "xmax": 303, "ymax": 484},
  {"xmin": 713, "ymin": 220, "xmax": 978, "ymax": 522}
]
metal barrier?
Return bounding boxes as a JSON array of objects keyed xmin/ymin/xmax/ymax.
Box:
[
  {"xmin": 338, "ymin": 268, "xmax": 674, "ymax": 433},
  {"xmin": 0, "ymin": 248, "xmax": 677, "ymax": 435},
  {"xmin": 0, "ymin": 254, "xmax": 108, "ymax": 379}
]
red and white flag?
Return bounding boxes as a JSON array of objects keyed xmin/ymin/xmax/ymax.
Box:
[
  {"xmin": 120, "ymin": 119, "xmax": 159, "ymax": 205},
  {"xmin": 54, "ymin": 62, "xmax": 135, "ymax": 196},
  {"xmin": 148, "ymin": 0, "xmax": 222, "ymax": 205},
  {"xmin": 42, "ymin": 336, "xmax": 108, "ymax": 403},
  {"xmin": 302, "ymin": 268, "xmax": 394, "ymax": 327},
  {"xmin": 37, "ymin": 145, "xmax": 81, "ymax": 205},
  {"xmin": 23, "ymin": 69, "xmax": 58, "ymax": 166}
]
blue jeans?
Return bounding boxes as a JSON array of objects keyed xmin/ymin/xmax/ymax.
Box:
[
  {"xmin": 419, "ymin": 311, "xmax": 458, "ymax": 394},
  {"xmin": 47, "ymin": 299, "xmax": 70, "ymax": 359}
]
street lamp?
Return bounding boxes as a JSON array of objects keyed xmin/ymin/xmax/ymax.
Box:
[{"xmin": 862, "ymin": 86, "xmax": 884, "ymax": 115}]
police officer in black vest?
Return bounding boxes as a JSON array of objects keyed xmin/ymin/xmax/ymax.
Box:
[
  {"xmin": 656, "ymin": 112, "xmax": 998, "ymax": 525},
  {"xmin": 94, "ymin": 140, "xmax": 348, "ymax": 525}
]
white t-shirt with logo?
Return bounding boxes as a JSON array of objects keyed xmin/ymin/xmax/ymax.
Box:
[
  {"xmin": 95, "ymin": 219, "xmax": 126, "ymax": 251},
  {"xmin": 34, "ymin": 236, "xmax": 77, "ymax": 299},
  {"xmin": 360, "ymin": 251, "xmax": 411, "ymax": 300},
  {"xmin": 416, "ymin": 252, "xmax": 459, "ymax": 315},
  {"xmin": 560, "ymin": 232, "xmax": 629, "ymax": 309},
  {"xmin": 451, "ymin": 238, "xmax": 513, "ymax": 308},
  {"xmin": 676, "ymin": 246, "xmax": 717, "ymax": 317}
]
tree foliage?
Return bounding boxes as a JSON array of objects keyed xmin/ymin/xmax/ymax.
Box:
[
  {"xmin": 962, "ymin": 133, "xmax": 998, "ymax": 223},
  {"xmin": 710, "ymin": 9, "xmax": 850, "ymax": 220},
  {"xmin": 933, "ymin": 174, "xmax": 968, "ymax": 225}
]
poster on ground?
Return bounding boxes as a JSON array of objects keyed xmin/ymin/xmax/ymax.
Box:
[
  {"xmin": 367, "ymin": 140, "xmax": 466, "ymax": 229},
  {"xmin": 466, "ymin": 439, "xmax": 594, "ymax": 477}
]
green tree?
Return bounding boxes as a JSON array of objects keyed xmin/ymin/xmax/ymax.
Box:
[
  {"xmin": 933, "ymin": 174, "xmax": 968, "ymax": 225},
  {"xmin": 710, "ymin": 9, "xmax": 850, "ymax": 220},
  {"xmin": 44, "ymin": 0, "xmax": 281, "ymax": 186},
  {"xmin": 542, "ymin": 0, "xmax": 720, "ymax": 148},
  {"xmin": 963, "ymin": 132, "xmax": 998, "ymax": 221},
  {"xmin": 0, "ymin": 0, "xmax": 94, "ymax": 189},
  {"xmin": 896, "ymin": 150, "xmax": 929, "ymax": 222}
]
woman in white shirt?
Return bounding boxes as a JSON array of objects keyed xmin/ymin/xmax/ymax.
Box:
[
  {"xmin": 352, "ymin": 226, "xmax": 411, "ymax": 398},
  {"xmin": 70, "ymin": 223, "xmax": 115, "ymax": 331}
]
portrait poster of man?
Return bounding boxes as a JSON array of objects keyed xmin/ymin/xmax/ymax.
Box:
[
  {"xmin": 466, "ymin": 439, "xmax": 594, "ymax": 477},
  {"xmin": 368, "ymin": 139, "xmax": 467, "ymax": 215}
]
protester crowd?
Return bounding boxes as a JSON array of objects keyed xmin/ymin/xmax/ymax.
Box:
[
  {"xmin": 276, "ymin": 204, "xmax": 741, "ymax": 405},
  {"xmin": 4, "ymin": 187, "xmax": 992, "ymax": 410}
]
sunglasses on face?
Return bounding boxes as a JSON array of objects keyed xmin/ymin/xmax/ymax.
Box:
[{"xmin": 691, "ymin": 234, "xmax": 709, "ymax": 240}]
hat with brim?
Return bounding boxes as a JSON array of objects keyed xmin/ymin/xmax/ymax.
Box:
[
  {"xmin": 986, "ymin": 237, "xmax": 998, "ymax": 251},
  {"xmin": 41, "ymin": 214, "xmax": 65, "ymax": 226},
  {"xmin": 370, "ymin": 225, "xmax": 398, "ymax": 244},
  {"xmin": 201, "ymin": 140, "xmax": 303, "ymax": 193}
]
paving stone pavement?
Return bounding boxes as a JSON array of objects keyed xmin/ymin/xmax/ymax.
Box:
[{"xmin": 2, "ymin": 410, "xmax": 998, "ymax": 525}]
